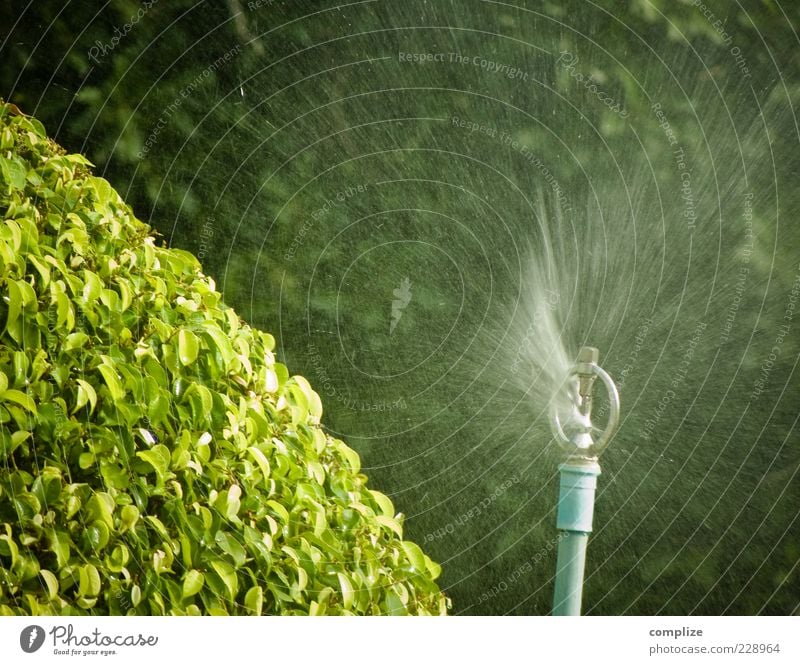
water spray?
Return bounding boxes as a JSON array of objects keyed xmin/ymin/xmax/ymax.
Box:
[{"xmin": 551, "ymin": 346, "xmax": 620, "ymax": 615}]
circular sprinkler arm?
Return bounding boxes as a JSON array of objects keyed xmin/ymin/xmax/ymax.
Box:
[{"xmin": 551, "ymin": 346, "xmax": 620, "ymax": 460}]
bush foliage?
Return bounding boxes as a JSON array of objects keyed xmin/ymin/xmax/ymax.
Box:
[{"xmin": 0, "ymin": 101, "xmax": 447, "ymax": 615}]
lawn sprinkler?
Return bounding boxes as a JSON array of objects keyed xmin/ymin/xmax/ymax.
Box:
[{"xmin": 550, "ymin": 346, "xmax": 620, "ymax": 615}]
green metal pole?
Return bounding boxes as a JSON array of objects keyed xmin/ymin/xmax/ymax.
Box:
[{"xmin": 552, "ymin": 460, "xmax": 601, "ymax": 616}]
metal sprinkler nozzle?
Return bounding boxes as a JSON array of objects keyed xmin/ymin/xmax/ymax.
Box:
[
  {"xmin": 575, "ymin": 345, "xmax": 599, "ymax": 420},
  {"xmin": 552, "ymin": 345, "xmax": 620, "ymax": 461}
]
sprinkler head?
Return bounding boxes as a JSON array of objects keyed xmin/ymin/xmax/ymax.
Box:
[
  {"xmin": 575, "ymin": 345, "xmax": 600, "ymax": 421},
  {"xmin": 551, "ymin": 346, "xmax": 620, "ymax": 461}
]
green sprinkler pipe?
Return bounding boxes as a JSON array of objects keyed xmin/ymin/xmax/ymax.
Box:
[
  {"xmin": 550, "ymin": 346, "xmax": 620, "ymax": 616},
  {"xmin": 552, "ymin": 459, "xmax": 601, "ymax": 615}
]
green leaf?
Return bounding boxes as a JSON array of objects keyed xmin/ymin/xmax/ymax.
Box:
[
  {"xmin": 55, "ymin": 288, "xmax": 74, "ymax": 332},
  {"xmin": 425, "ymin": 556, "xmax": 442, "ymax": 581},
  {"xmin": 384, "ymin": 589, "xmax": 407, "ymax": 616},
  {"xmin": 337, "ymin": 441, "xmax": 361, "ymax": 474},
  {"xmin": 370, "ymin": 490, "xmax": 395, "ymax": 517},
  {"xmin": 88, "ymin": 176, "xmax": 113, "ymax": 204},
  {"xmin": 73, "ymin": 379, "xmax": 97, "ymax": 414},
  {"xmin": 1, "ymin": 389, "xmax": 37, "ymax": 415},
  {"xmin": 136, "ymin": 444, "xmax": 171, "ymax": 483},
  {"xmin": 79, "ymin": 563, "xmax": 101, "ymax": 597},
  {"xmin": 244, "ymin": 585, "xmax": 263, "ymax": 615},
  {"xmin": 185, "ymin": 383, "xmax": 213, "ymax": 425},
  {"xmin": 119, "ymin": 504, "xmax": 140, "ymax": 533},
  {"xmin": 63, "ymin": 332, "xmax": 90, "ymax": 351},
  {"xmin": 86, "ymin": 520, "xmax": 110, "ymax": 551},
  {"xmin": 145, "ymin": 515, "xmax": 171, "ymax": 542},
  {"xmin": 182, "ymin": 570, "xmax": 204, "ymax": 598},
  {"xmin": 266, "ymin": 499, "xmax": 289, "ymax": 525},
  {"xmin": 13, "ymin": 491, "xmax": 41, "ymax": 521},
  {"xmin": 148, "ymin": 391, "xmax": 170, "ymax": 425},
  {"xmin": 66, "ymin": 496, "xmax": 81, "ymax": 519},
  {"xmin": 401, "ymin": 541, "xmax": 426, "ymax": 571},
  {"xmin": 106, "ymin": 544, "xmax": 130, "ymax": 573},
  {"xmin": 97, "ymin": 362, "xmax": 125, "ymax": 400},
  {"xmin": 261, "ymin": 332, "xmax": 276, "ymax": 351},
  {"xmin": 307, "ymin": 460, "xmax": 325, "ymax": 485},
  {"xmin": 40, "ymin": 569, "xmax": 59, "ymax": 600},
  {"xmin": 214, "ymin": 530, "xmax": 247, "ymax": 568},
  {"xmin": 200, "ymin": 325, "xmax": 235, "ymax": 368},
  {"xmin": 178, "ymin": 329, "xmax": 199, "ymax": 365},
  {"xmin": 338, "ymin": 572, "xmax": 354, "ymax": 610},
  {"xmin": 4, "ymin": 280, "xmax": 21, "ymax": 332},
  {"xmin": 78, "ymin": 451, "xmax": 95, "ymax": 469},
  {"xmin": 375, "ymin": 515, "xmax": 403, "ymax": 538},
  {"xmin": 1, "ymin": 429, "xmax": 30, "ymax": 459},
  {"xmin": 209, "ymin": 559, "xmax": 238, "ymax": 601},
  {"xmin": 0, "ymin": 534, "xmax": 19, "ymax": 566},
  {"xmin": 247, "ymin": 446, "xmax": 271, "ymax": 484},
  {"xmin": 100, "ymin": 462, "xmax": 129, "ymax": 490},
  {"xmin": 12, "ymin": 430, "xmax": 31, "ymax": 450},
  {"xmin": 2, "ymin": 155, "xmax": 27, "ymax": 189},
  {"xmin": 28, "ymin": 254, "xmax": 50, "ymax": 287},
  {"xmin": 264, "ymin": 368, "xmax": 279, "ymax": 393},
  {"xmin": 85, "ymin": 492, "xmax": 115, "ymax": 530},
  {"xmin": 131, "ymin": 584, "xmax": 142, "ymax": 607},
  {"xmin": 224, "ymin": 484, "xmax": 242, "ymax": 522},
  {"xmin": 46, "ymin": 529, "xmax": 71, "ymax": 568},
  {"xmin": 82, "ymin": 270, "xmax": 103, "ymax": 302}
]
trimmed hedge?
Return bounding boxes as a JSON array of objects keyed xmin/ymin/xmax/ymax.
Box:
[{"xmin": 0, "ymin": 102, "xmax": 447, "ymax": 615}]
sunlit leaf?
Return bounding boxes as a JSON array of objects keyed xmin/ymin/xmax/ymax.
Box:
[
  {"xmin": 182, "ymin": 570, "xmax": 204, "ymax": 598},
  {"xmin": 178, "ymin": 329, "xmax": 199, "ymax": 365}
]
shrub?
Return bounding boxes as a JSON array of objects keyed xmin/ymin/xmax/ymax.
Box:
[{"xmin": 0, "ymin": 101, "xmax": 447, "ymax": 615}]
